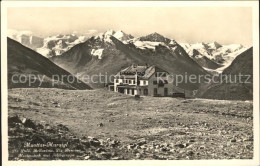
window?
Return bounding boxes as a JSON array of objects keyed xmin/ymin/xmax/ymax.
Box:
[
  {"xmin": 133, "ymin": 80, "xmax": 136, "ymax": 84},
  {"xmin": 154, "ymin": 88, "xmax": 157, "ymax": 95},
  {"xmin": 143, "ymin": 80, "xmax": 146, "ymax": 85},
  {"xmin": 153, "ymin": 81, "xmax": 157, "ymax": 85},
  {"xmin": 115, "ymin": 79, "xmax": 119, "ymax": 83},
  {"xmin": 127, "ymin": 89, "xmax": 130, "ymax": 94}
]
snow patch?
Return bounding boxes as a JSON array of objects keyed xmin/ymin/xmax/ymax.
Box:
[
  {"xmin": 91, "ymin": 49, "xmax": 104, "ymax": 59},
  {"xmin": 113, "ymin": 31, "xmax": 125, "ymax": 40},
  {"xmin": 95, "ymin": 30, "xmax": 115, "ymax": 43},
  {"xmin": 180, "ymin": 42, "xmax": 249, "ymax": 73},
  {"xmin": 133, "ymin": 41, "xmax": 166, "ymax": 50}
]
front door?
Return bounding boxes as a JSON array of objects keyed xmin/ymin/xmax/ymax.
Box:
[
  {"xmin": 144, "ymin": 89, "xmax": 148, "ymax": 96},
  {"xmin": 164, "ymin": 88, "xmax": 168, "ymax": 96},
  {"xmin": 118, "ymin": 87, "xmax": 124, "ymax": 94}
]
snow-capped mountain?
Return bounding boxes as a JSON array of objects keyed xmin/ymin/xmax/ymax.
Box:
[
  {"xmin": 113, "ymin": 30, "xmax": 134, "ymax": 42},
  {"xmin": 126, "ymin": 32, "xmax": 177, "ymax": 51},
  {"xmin": 8, "ymin": 29, "xmax": 251, "ymax": 75},
  {"xmin": 36, "ymin": 34, "xmax": 88, "ymax": 57},
  {"xmin": 8, "ymin": 30, "xmax": 88, "ymax": 58},
  {"xmin": 180, "ymin": 42, "xmax": 249, "ymax": 73},
  {"xmin": 51, "ymin": 31, "xmax": 208, "ymax": 90},
  {"xmin": 8, "ymin": 29, "xmax": 44, "ymax": 49},
  {"xmin": 88, "ymin": 30, "xmax": 135, "ymax": 59},
  {"xmin": 94, "ymin": 30, "xmax": 134, "ymax": 43},
  {"xmin": 199, "ymin": 47, "xmax": 253, "ymax": 100},
  {"xmin": 90, "ymin": 30, "xmax": 185, "ymax": 58},
  {"xmin": 50, "ymin": 29, "xmax": 250, "ymax": 80},
  {"xmin": 208, "ymin": 41, "xmax": 222, "ymax": 50}
]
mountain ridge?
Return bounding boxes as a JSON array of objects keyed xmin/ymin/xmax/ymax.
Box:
[
  {"xmin": 8, "ymin": 29, "xmax": 249, "ymax": 75},
  {"xmin": 7, "ymin": 37, "xmax": 92, "ymax": 90},
  {"xmin": 51, "ymin": 32, "xmax": 209, "ymax": 90}
]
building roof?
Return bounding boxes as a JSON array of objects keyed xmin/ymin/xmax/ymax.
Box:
[
  {"xmin": 116, "ymin": 75, "xmax": 136, "ymax": 79},
  {"xmin": 121, "ymin": 65, "xmax": 148, "ymax": 74},
  {"xmin": 115, "ymin": 64, "xmax": 169, "ymax": 80}
]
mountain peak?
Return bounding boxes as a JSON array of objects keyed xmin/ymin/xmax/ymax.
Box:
[
  {"xmin": 113, "ymin": 30, "xmax": 134, "ymax": 41},
  {"xmin": 139, "ymin": 32, "xmax": 170, "ymax": 44},
  {"xmin": 94, "ymin": 30, "xmax": 115, "ymax": 42},
  {"xmin": 114, "ymin": 30, "xmax": 126, "ymax": 36},
  {"xmin": 149, "ymin": 32, "xmax": 165, "ymax": 38},
  {"xmin": 211, "ymin": 41, "xmax": 222, "ymax": 49},
  {"xmin": 116, "ymin": 30, "xmax": 124, "ymax": 33},
  {"xmin": 169, "ymin": 39, "xmax": 178, "ymax": 46},
  {"xmin": 104, "ymin": 29, "xmax": 116, "ymax": 36},
  {"xmin": 151, "ymin": 32, "xmax": 161, "ymax": 35},
  {"xmin": 94, "ymin": 30, "xmax": 133, "ymax": 42}
]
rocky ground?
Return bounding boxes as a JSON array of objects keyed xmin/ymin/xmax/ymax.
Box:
[{"xmin": 8, "ymin": 88, "xmax": 253, "ymax": 160}]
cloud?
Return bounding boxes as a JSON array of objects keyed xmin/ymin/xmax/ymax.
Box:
[
  {"xmin": 72, "ymin": 31, "xmax": 78, "ymax": 34},
  {"xmin": 7, "ymin": 29, "xmax": 33, "ymax": 38},
  {"xmin": 7, "ymin": 29, "xmax": 19, "ymax": 37},
  {"xmin": 19, "ymin": 30, "xmax": 33, "ymax": 35},
  {"xmin": 85, "ymin": 29, "xmax": 98, "ymax": 35}
]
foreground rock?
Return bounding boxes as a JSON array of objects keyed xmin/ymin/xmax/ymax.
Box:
[
  {"xmin": 8, "ymin": 116, "xmax": 128, "ymax": 160},
  {"xmin": 8, "ymin": 114, "xmax": 253, "ymax": 160}
]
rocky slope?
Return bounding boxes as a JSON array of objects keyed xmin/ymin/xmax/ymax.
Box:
[
  {"xmin": 198, "ymin": 47, "xmax": 253, "ymax": 100},
  {"xmin": 51, "ymin": 30, "xmax": 209, "ymax": 90},
  {"xmin": 8, "ymin": 37, "xmax": 92, "ymax": 90}
]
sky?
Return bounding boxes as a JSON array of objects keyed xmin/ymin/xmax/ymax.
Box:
[{"xmin": 8, "ymin": 7, "xmax": 252, "ymax": 45}]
